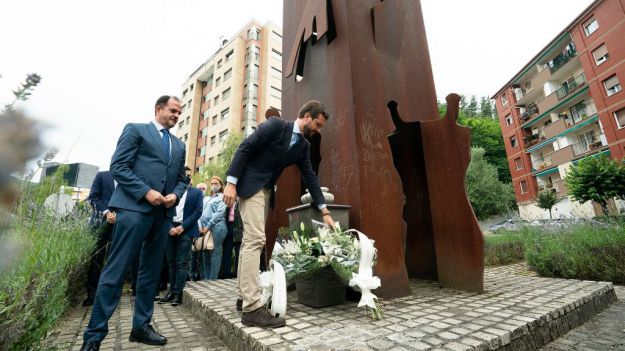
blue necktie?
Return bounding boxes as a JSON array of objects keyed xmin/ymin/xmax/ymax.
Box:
[
  {"xmin": 289, "ymin": 132, "xmax": 301, "ymax": 150},
  {"xmin": 161, "ymin": 128, "xmax": 171, "ymax": 161}
]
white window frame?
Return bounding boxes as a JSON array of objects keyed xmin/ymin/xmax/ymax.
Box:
[
  {"xmin": 604, "ymin": 75, "xmax": 622, "ymax": 97},
  {"xmin": 514, "ymin": 157, "xmax": 523, "ymax": 171},
  {"xmin": 584, "ymin": 18, "xmax": 599, "ymax": 37},
  {"xmin": 592, "ymin": 43, "xmax": 609, "ymax": 66},
  {"xmin": 505, "ymin": 114, "xmax": 513, "ymax": 126},
  {"xmin": 510, "ymin": 135, "xmax": 518, "ymax": 148},
  {"xmin": 500, "ymin": 94, "xmax": 508, "ymax": 106},
  {"xmin": 520, "ymin": 180, "xmax": 528, "ymax": 194},
  {"xmin": 614, "ymin": 107, "xmax": 625, "ymax": 129}
]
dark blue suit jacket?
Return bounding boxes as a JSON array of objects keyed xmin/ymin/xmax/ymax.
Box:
[
  {"xmin": 177, "ymin": 187, "xmax": 203, "ymax": 238},
  {"xmin": 87, "ymin": 171, "xmax": 115, "ymax": 226},
  {"xmin": 108, "ymin": 122, "xmax": 188, "ymax": 217},
  {"xmin": 227, "ymin": 117, "xmax": 324, "ymax": 206}
]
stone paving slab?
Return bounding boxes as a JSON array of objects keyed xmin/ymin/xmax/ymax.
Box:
[
  {"xmin": 540, "ymin": 285, "xmax": 625, "ymax": 351},
  {"xmin": 183, "ymin": 264, "xmax": 617, "ymax": 351},
  {"xmin": 45, "ymin": 292, "xmax": 229, "ymax": 351}
]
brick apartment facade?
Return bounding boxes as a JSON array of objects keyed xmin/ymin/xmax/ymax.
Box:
[
  {"xmin": 175, "ymin": 20, "xmax": 283, "ymax": 172},
  {"xmin": 493, "ymin": 0, "xmax": 625, "ymax": 219}
]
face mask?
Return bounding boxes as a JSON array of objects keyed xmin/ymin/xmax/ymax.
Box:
[{"xmin": 211, "ymin": 185, "xmax": 220, "ymax": 193}]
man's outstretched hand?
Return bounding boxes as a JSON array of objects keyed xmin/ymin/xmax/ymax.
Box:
[
  {"xmin": 321, "ymin": 209, "xmax": 336, "ymax": 230},
  {"xmin": 223, "ymin": 183, "xmax": 237, "ymax": 208}
]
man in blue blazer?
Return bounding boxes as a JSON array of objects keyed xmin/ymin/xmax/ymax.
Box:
[
  {"xmin": 81, "ymin": 96, "xmax": 188, "ymax": 351},
  {"xmin": 83, "ymin": 170, "xmax": 116, "ymax": 307},
  {"xmin": 223, "ymin": 100, "xmax": 336, "ymax": 328},
  {"xmin": 158, "ymin": 166, "xmax": 203, "ymax": 306}
]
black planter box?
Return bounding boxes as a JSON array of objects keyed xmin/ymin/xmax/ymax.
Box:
[{"xmin": 295, "ymin": 266, "xmax": 346, "ymax": 308}]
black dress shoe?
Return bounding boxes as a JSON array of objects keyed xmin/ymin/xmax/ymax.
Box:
[
  {"xmin": 129, "ymin": 325, "xmax": 167, "ymax": 345},
  {"xmin": 170, "ymin": 294, "xmax": 182, "ymax": 306},
  {"xmin": 82, "ymin": 296, "xmax": 94, "ymax": 307},
  {"xmin": 79, "ymin": 340, "xmax": 100, "ymax": 351},
  {"xmin": 158, "ymin": 291, "xmax": 174, "ymax": 304},
  {"xmin": 236, "ymin": 299, "xmax": 243, "ymax": 312}
]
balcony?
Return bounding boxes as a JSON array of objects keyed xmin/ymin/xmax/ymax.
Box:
[
  {"xmin": 532, "ymin": 155, "xmax": 554, "ymax": 171},
  {"xmin": 202, "ymin": 84, "xmax": 212, "ymax": 96},
  {"xmin": 552, "ymin": 179, "xmax": 568, "ymax": 197},
  {"xmin": 548, "ymin": 44, "xmax": 576, "ymax": 74},
  {"xmin": 556, "ymin": 73, "xmax": 586, "ymax": 100},
  {"xmin": 542, "ymin": 118, "xmax": 568, "ymax": 140},
  {"xmin": 515, "ymin": 67, "xmax": 552, "ymax": 107},
  {"xmin": 524, "ymin": 133, "xmax": 543, "ymax": 147},
  {"xmin": 572, "ymin": 134, "xmax": 607, "ymax": 157},
  {"xmin": 519, "ymin": 103, "xmax": 539, "ymax": 124},
  {"xmin": 536, "ymin": 92, "xmax": 559, "ymax": 117},
  {"xmin": 200, "ymin": 100, "xmax": 210, "ymax": 113}
]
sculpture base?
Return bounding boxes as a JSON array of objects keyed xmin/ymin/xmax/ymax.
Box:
[
  {"xmin": 183, "ymin": 264, "xmax": 616, "ymax": 351},
  {"xmin": 286, "ymin": 203, "xmax": 351, "ymax": 230}
]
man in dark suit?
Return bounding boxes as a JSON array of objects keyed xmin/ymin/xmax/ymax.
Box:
[
  {"xmin": 83, "ymin": 171, "xmax": 116, "ymax": 306},
  {"xmin": 223, "ymin": 100, "xmax": 336, "ymax": 328},
  {"xmin": 81, "ymin": 96, "xmax": 188, "ymax": 351},
  {"xmin": 158, "ymin": 166, "xmax": 203, "ymax": 306}
]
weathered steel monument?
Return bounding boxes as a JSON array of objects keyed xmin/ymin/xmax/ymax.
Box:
[{"xmin": 266, "ymin": 0, "xmax": 483, "ymax": 297}]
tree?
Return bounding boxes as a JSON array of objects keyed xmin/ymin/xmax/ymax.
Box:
[
  {"xmin": 565, "ymin": 156, "xmax": 625, "ymax": 216},
  {"xmin": 193, "ymin": 132, "xmax": 244, "ymax": 184},
  {"xmin": 466, "ymin": 95, "xmax": 478, "ymax": 117},
  {"xmin": 537, "ymin": 190, "xmax": 558, "ymax": 219},
  {"xmin": 465, "ymin": 147, "xmax": 516, "ymax": 220},
  {"xmin": 479, "ymin": 96, "xmax": 493, "ymax": 119},
  {"xmin": 459, "ymin": 117, "xmax": 510, "ymax": 183}
]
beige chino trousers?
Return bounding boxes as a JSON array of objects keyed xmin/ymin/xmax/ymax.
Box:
[{"xmin": 236, "ymin": 188, "xmax": 270, "ymax": 312}]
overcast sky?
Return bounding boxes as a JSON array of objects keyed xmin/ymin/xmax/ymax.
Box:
[{"xmin": 0, "ymin": 0, "xmax": 594, "ymax": 173}]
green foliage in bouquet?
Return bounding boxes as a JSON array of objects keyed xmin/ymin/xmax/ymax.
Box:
[{"xmin": 275, "ymin": 223, "xmax": 362, "ymax": 285}]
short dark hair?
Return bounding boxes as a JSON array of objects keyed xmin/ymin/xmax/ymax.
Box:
[
  {"xmin": 265, "ymin": 107, "xmax": 281, "ymax": 118},
  {"xmin": 184, "ymin": 166, "xmax": 191, "ymax": 172},
  {"xmin": 155, "ymin": 95, "xmax": 180, "ymax": 110},
  {"xmin": 298, "ymin": 100, "xmax": 329, "ymax": 120}
]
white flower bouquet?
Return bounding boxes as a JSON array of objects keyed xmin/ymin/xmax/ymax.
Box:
[{"xmin": 272, "ymin": 223, "xmax": 384, "ymax": 320}]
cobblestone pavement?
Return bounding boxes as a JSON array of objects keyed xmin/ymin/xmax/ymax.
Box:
[
  {"xmin": 45, "ymin": 291, "xmax": 229, "ymax": 351},
  {"xmin": 540, "ymin": 285, "xmax": 625, "ymax": 351},
  {"xmin": 184, "ymin": 263, "xmax": 615, "ymax": 351}
]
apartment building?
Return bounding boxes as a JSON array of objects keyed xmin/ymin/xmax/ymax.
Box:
[
  {"xmin": 492, "ymin": 0, "xmax": 625, "ymax": 219},
  {"xmin": 175, "ymin": 20, "xmax": 283, "ymax": 172}
]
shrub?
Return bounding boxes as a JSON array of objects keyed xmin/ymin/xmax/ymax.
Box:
[
  {"xmin": 484, "ymin": 232, "xmax": 525, "ymax": 266},
  {"xmin": 524, "ymin": 221, "xmax": 625, "ymax": 284},
  {"xmin": 0, "ymin": 171, "xmax": 95, "ymax": 350}
]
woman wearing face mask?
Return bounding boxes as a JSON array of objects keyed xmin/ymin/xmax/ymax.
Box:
[{"xmin": 199, "ymin": 176, "xmax": 228, "ymax": 280}]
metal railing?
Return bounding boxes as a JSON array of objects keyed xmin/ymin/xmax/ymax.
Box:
[
  {"xmin": 556, "ymin": 73, "xmax": 586, "ymax": 100},
  {"xmin": 572, "ymin": 133, "xmax": 606, "ymax": 157},
  {"xmin": 519, "ymin": 103, "xmax": 539, "ymax": 123},
  {"xmin": 532, "ymin": 155, "xmax": 554, "ymax": 171},
  {"xmin": 548, "ymin": 44, "xmax": 577, "ymax": 74}
]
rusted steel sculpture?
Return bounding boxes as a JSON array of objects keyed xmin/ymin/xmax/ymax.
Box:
[
  {"xmin": 266, "ymin": 0, "xmax": 484, "ymax": 298},
  {"xmin": 389, "ymin": 95, "xmax": 484, "ymax": 293}
]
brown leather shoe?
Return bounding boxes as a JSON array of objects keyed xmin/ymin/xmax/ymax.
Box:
[{"xmin": 241, "ymin": 307, "xmax": 286, "ymax": 328}]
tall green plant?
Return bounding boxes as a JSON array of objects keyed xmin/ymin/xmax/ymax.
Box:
[
  {"xmin": 193, "ymin": 132, "xmax": 244, "ymax": 183},
  {"xmin": 465, "ymin": 147, "xmax": 516, "ymax": 219},
  {"xmin": 565, "ymin": 156, "xmax": 625, "ymax": 216},
  {"xmin": 537, "ymin": 190, "xmax": 558, "ymax": 219},
  {"xmin": 0, "ymin": 167, "xmax": 94, "ymax": 350}
]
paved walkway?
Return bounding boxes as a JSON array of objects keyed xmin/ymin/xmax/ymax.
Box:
[
  {"xmin": 45, "ymin": 264, "xmax": 624, "ymax": 351},
  {"xmin": 540, "ymin": 285, "xmax": 625, "ymax": 351},
  {"xmin": 45, "ymin": 291, "xmax": 228, "ymax": 351}
]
